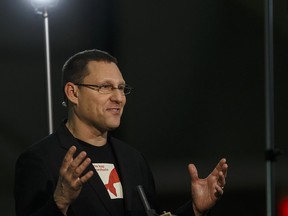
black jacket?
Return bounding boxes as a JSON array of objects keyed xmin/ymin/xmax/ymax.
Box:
[{"xmin": 14, "ymin": 122, "xmax": 193, "ymax": 216}]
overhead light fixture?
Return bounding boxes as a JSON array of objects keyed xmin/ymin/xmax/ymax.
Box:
[{"xmin": 31, "ymin": 0, "xmax": 59, "ymax": 10}]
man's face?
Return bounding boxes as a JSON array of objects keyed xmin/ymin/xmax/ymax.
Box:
[{"xmin": 74, "ymin": 61, "xmax": 127, "ymax": 132}]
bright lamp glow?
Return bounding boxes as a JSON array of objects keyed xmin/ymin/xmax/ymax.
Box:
[{"xmin": 31, "ymin": 0, "xmax": 59, "ymax": 9}]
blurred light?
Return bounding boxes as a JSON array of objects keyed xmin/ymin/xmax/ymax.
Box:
[
  {"xmin": 30, "ymin": 0, "xmax": 59, "ymax": 9},
  {"xmin": 278, "ymin": 197, "xmax": 288, "ymax": 216}
]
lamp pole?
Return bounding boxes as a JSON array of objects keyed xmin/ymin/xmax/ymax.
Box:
[
  {"xmin": 264, "ymin": 0, "xmax": 278, "ymax": 216},
  {"xmin": 42, "ymin": 7, "xmax": 53, "ymax": 134},
  {"xmin": 31, "ymin": 0, "xmax": 58, "ymax": 134}
]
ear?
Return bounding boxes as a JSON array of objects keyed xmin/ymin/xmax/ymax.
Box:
[{"xmin": 64, "ymin": 82, "xmax": 79, "ymax": 105}]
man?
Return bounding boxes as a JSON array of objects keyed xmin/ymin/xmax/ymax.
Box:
[{"xmin": 14, "ymin": 49, "xmax": 228, "ymax": 216}]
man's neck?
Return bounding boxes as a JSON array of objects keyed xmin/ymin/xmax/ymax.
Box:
[{"xmin": 65, "ymin": 120, "xmax": 108, "ymax": 147}]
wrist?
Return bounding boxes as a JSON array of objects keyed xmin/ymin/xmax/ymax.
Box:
[
  {"xmin": 54, "ymin": 194, "xmax": 69, "ymax": 215},
  {"xmin": 192, "ymin": 203, "xmax": 207, "ymax": 216}
]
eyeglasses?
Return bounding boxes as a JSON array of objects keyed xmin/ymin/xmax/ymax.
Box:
[{"xmin": 74, "ymin": 83, "xmax": 133, "ymax": 95}]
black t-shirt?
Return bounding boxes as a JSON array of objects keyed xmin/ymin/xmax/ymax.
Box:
[{"xmin": 77, "ymin": 139, "xmax": 125, "ymax": 216}]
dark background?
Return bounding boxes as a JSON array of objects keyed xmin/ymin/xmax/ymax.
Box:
[{"xmin": 1, "ymin": 0, "xmax": 288, "ymax": 215}]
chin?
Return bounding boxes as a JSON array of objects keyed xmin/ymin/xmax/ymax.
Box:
[
  {"xmin": 107, "ymin": 123, "xmax": 120, "ymax": 131},
  {"xmin": 107, "ymin": 127, "xmax": 117, "ymax": 132}
]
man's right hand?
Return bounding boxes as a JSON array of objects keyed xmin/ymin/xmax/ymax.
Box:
[{"xmin": 54, "ymin": 146, "xmax": 94, "ymax": 215}]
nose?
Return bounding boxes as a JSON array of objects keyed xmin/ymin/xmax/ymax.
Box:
[{"xmin": 110, "ymin": 88, "xmax": 125, "ymax": 102}]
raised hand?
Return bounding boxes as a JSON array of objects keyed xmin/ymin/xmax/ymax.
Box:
[
  {"xmin": 188, "ymin": 158, "xmax": 228, "ymax": 216},
  {"xmin": 53, "ymin": 146, "xmax": 94, "ymax": 214}
]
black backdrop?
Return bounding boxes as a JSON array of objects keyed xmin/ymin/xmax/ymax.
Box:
[{"xmin": 1, "ymin": 0, "xmax": 288, "ymax": 215}]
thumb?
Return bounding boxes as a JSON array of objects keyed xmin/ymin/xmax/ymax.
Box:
[{"xmin": 188, "ymin": 164, "xmax": 199, "ymax": 181}]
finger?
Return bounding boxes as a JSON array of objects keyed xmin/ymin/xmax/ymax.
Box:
[
  {"xmin": 74, "ymin": 170, "xmax": 94, "ymax": 190},
  {"xmin": 222, "ymin": 162, "xmax": 228, "ymax": 177},
  {"xmin": 217, "ymin": 162, "xmax": 228, "ymax": 188},
  {"xmin": 217, "ymin": 158, "xmax": 227, "ymax": 170},
  {"xmin": 188, "ymin": 164, "xmax": 199, "ymax": 181},
  {"xmin": 215, "ymin": 184, "xmax": 224, "ymax": 198},
  {"xmin": 79, "ymin": 170, "xmax": 94, "ymax": 184},
  {"xmin": 60, "ymin": 146, "xmax": 77, "ymax": 173},
  {"xmin": 68, "ymin": 151, "xmax": 88, "ymax": 173},
  {"xmin": 212, "ymin": 158, "xmax": 227, "ymax": 176},
  {"xmin": 217, "ymin": 171, "xmax": 226, "ymax": 188},
  {"xmin": 73, "ymin": 157, "xmax": 92, "ymax": 178}
]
